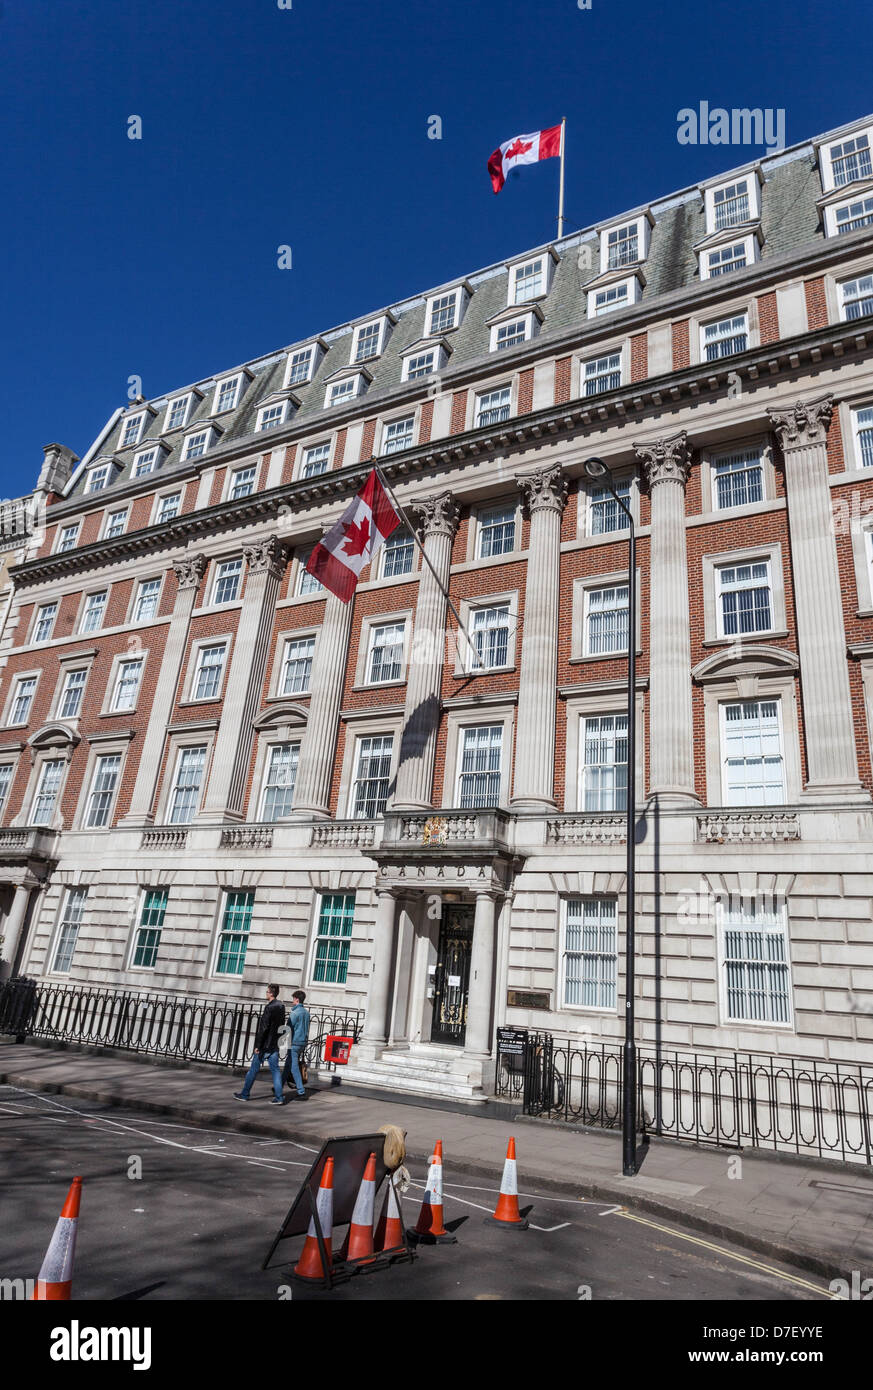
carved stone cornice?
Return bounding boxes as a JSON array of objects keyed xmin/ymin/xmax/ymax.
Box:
[
  {"xmin": 634, "ymin": 430, "xmax": 692, "ymax": 488},
  {"xmin": 172, "ymin": 553, "xmax": 207, "ymax": 590},
  {"xmin": 767, "ymin": 394, "xmax": 834, "ymax": 451},
  {"xmin": 243, "ymin": 535, "xmax": 287, "ymax": 578},
  {"xmin": 516, "ymin": 462, "xmax": 568, "ymax": 515},
  {"xmin": 413, "ymin": 491, "xmax": 460, "ymax": 541}
]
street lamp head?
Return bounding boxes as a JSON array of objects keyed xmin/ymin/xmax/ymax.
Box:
[{"xmin": 583, "ymin": 456, "xmax": 608, "ymax": 479}]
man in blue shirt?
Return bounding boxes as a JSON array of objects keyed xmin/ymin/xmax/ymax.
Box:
[{"xmin": 283, "ymin": 989, "xmax": 311, "ymax": 1100}]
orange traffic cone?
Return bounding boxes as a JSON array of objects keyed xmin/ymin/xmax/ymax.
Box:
[
  {"xmin": 486, "ymin": 1138, "xmax": 529, "ymax": 1229},
  {"xmin": 33, "ymin": 1177, "xmax": 83, "ymax": 1300},
  {"xmin": 341, "ymin": 1152, "xmax": 377, "ymax": 1263},
  {"xmin": 374, "ymin": 1177, "xmax": 405, "ymax": 1253},
  {"xmin": 294, "ymin": 1157, "xmax": 335, "ymax": 1280},
  {"xmin": 408, "ymin": 1140, "xmax": 456, "ymax": 1245}
]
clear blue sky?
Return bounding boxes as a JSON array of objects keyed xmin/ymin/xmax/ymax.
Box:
[{"xmin": 1, "ymin": 0, "xmax": 870, "ymax": 497}]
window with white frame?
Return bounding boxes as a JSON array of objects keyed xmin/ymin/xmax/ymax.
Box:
[
  {"xmin": 57, "ymin": 524, "xmax": 79, "ymax": 553},
  {"xmin": 834, "ymin": 193, "xmax": 873, "ymax": 236},
  {"xmin": 702, "ymin": 312, "xmax": 748, "ymax": 360},
  {"xmin": 706, "ymin": 242, "xmax": 748, "ymax": 277},
  {"xmin": 403, "ymin": 348, "xmax": 439, "ymax": 381},
  {"xmin": 285, "ymin": 346, "xmax": 316, "ymax": 387},
  {"xmin": 79, "ymin": 591, "xmax": 107, "ymax": 634},
  {"xmin": 0, "ymin": 763, "xmax": 13, "ymax": 818},
  {"xmin": 165, "ymin": 396, "xmax": 191, "ymax": 431},
  {"xmin": 589, "ymin": 479, "xmax": 631, "ymax": 534},
  {"xmin": 469, "ymin": 604, "xmax": 510, "ymax": 670},
  {"xmin": 134, "ymin": 578, "xmax": 161, "ymax": 623},
  {"xmin": 720, "ymin": 699, "xmax": 785, "ymax": 805},
  {"xmin": 562, "ymin": 898, "xmax": 618, "ymax": 1009},
  {"xmin": 852, "ymin": 405, "xmax": 873, "ymax": 468},
  {"xmin": 257, "ymin": 402, "xmax": 287, "ymax": 431},
  {"xmin": 120, "ymin": 414, "xmax": 145, "ymax": 448},
  {"xmin": 33, "ymin": 603, "xmax": 58, "ymax": 643},
  {"xmin": 711, "ymin": 448, "xmax": 764, "ymax": 509},
  {"xmin": 156, "ymin": 492, "xmax": 181, "ymax": 523},
  {"xmin": 51, "ymin": 887, "xmax": 87, "ymax": 973},
  {"xmin": 9, "ymin": 677, "xmax": 37, "ymax": 725},
  {"xmin": 104, "ymin": 508, "xmax": 128, "ymax": 539},
  {"xmin": 476, "ymin": 386, "xmax": 511, "ymax": 428},
  {"xmin": 212, "ymin": 559, "xmax": 243, "ymax": 605},
  {"xmin": 382, "ymin": 417, "xmax": 414, "ymax": 455},
  {"xmin": 135, "ymin": 450, "xmax": 161, "ymax": 480},
  {"xmin": 229, "ymin": 466, "xmax": 256, "ymax": 500},
  {"xmin": 296, "ymin": 558, "xmax": 323, "ymax": 595},
  {"xmin": 428, "ymin": 289, "xmax": 462, "ymax": 334},
  {"xmin": 583, "ymin": 351, "xmax": 622, "ymax": 396},
  {"xmin": 591, "ymin": 281, "xmax": 631, "ymax": 316},
  {"xmin": 181, "ymin": 429, "xmax": 211, "ymax": 461},
  {"xmin": 457, "ymin": 724, "xmax": 502, "ymax": 808},
  {"xmin": 131, "ymin": 889, "xmax": 168, "ymax": 969},
  {"xmin": 327, "ymin": 376, "xmax": 364, "ymax": 408},
  {"xmin": 352, "ymin": 320, "xmax": 385, "ymax": 363},
  {"xmin": 580, "ymin": 713, "xmax": 628, "ymax": 811},
  {"xmin": 716, "ymin": 560, "xmax": 772, "ymax": 636},
  {"xmin": 380, "ymin": 528, "xmax": 414, "ymax": 577},
  {"xmin": 828, "ymin": 131, "xmax": 872, "ymax": 188},
  {"xmin": 312, "ymin": 893, "xmax": 355, "ymax": 985},
  {"xmin": 167, "ymin": 745, "xmax": 207, "ymax": 824},
  {"xmin": 84, "ymin": 753, "xmax": 121, "ymax": 828},
  {"xmin": 86, "ymin": 464, "xmax": 110, "ymax": 494},
  {"xmin": 367, "ymin": 623, "xmax": 405, "ymax": 683},
  {"xmin": 840, "ymin": 274, "xmax": 873, "ymax": 322},
  {"xmin": 111, "ymin": 658, "xmax": 143, "ymax": 712},
  {"xmin": 191, "ymin": 643, "xmax": 227, "ymax": 700},
  {"xmin": 260, "ymin": 742, "xmax": 299, "ymax": 820},
  {"xmin": 492, "ymin": 316, "xmax": 532, "ymax": 351},
  {"xmin": 351, "ymin": 734, "xmax": 394, "ymax": 818},
  {"xmin": 215, "ymin": 890, "xmax": 254, "ymax": 976},
  {"xmin": 302, "ymin": 442, "xmax": 330, "ymax": 477},
  {"xmin": 477, "ymin": 503, "xmax": 516, "ymax": 558},
  {"xmin": 711, "ymin": 178, "xmax": 751, "ymax": 230},
  {"xmin": 58, "ymin": 669, "xmax": 87, "ymax": 719},
  {"xmin": 281, "ymin": 636, "xmax": 315, "ymax": 694},
  {"xmin": 511, "ymin": 257, "xmax": 546, "ymax": 304},
  {"xmin": 720, "ymin": 901, "xmax": 791, "ymax": 1024},
  {"xmin": 605, "ymin": 222, "xmax": 639, "ymax": 270},
  {"xmin": 214, "ymin": 376, "xmax": 241, "ymax": 413},
  {"xmin": 30, "ymin": 758, "xmax": 64, "ymax": 826},
  {"xmin": 585, "ymin": 584, "xmax": 629, "ymax": 655}
]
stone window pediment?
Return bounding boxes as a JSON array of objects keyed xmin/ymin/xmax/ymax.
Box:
[{"xmin": 692, "ymin": 644, "xmax": 799, "ymax": 685}]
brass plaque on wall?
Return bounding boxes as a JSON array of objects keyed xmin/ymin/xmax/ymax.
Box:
[{"xmin": 506, "ymin": 989, "xmax": 550, "ymax": 1010}]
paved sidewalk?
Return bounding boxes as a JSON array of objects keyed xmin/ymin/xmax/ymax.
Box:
[{"xmin": 2, "ymin": 1039, "xmax": 871, "ymax": 1283}]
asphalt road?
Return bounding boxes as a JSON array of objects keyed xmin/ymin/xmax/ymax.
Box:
[{"xmin": 0, "ymin": 1085, "xmax": 834, "ymax": 1303}]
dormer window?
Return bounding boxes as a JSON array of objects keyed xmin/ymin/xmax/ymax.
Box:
[
  {"xmin": 133, "ymin": 447, "xmax": 160, "ymax": 477},
  {"xmin": 352, "ymin": 316, "xmax": 391, "ymax": 364},
  {"xmin": 213, "ymin": 375, "xmax": 242, "ymax": 414},
  {"xmin": 823, "ymin": 129, "xmax": 872, "ymax": 190},
  {"xmin": 400, "ymin": 342, "xmax": 449, "ymax": 382},
  {"xmin": 701, "ymin": 235, "xmax": 759, "ymax": 279},
  {"xmin": 828, "ymin": 192, "xmax": 873, "ymax": 237},
  {"xmin": 704, "ymin": 174, "xmax": 760, "ymax": 233},
  {"xmin": 426, "ymin": 286, "xmax": 467, "ymax": 335},
  {"xmin": 165, "ymin": 394, "xmax": 193, "ymax": 431},
  {"xmin": 257, "ymin": 401, "xmax": 288, "ymax": 431},
  {"xmin": 490, "ymin": 311, "xmax": 539, "ymax": 352},
  {"xmin": 599, "ymin": 215, "xmax": 651, "ymax": 274},
  {"xmin": 283, "ymin": 341, "xmax": 324, "ymax": 388},
  {"xmin": 86, "ymin": 463, "xmax": 111, "ymax": 494},
  {"xmin": 326, "ymin": 373, "xmax": 368, "ymax": 408},
  {"xmin": 120, "ymin": 413, "xmax": 146, "ymax": 449},
  {"xmin": 181, "ymin": 426, "xmax": 216, "ymax": 461},
  {"xmin": 586, "ymin": 276, "xmax": 642, "ymax": 318},
  {"xmin": 508, "ymin": 252, "xmax": 556, "ymax": 306}
]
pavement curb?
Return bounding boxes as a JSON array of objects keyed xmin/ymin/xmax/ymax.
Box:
[{"xmin": 0, "ymin": 1064, "xmax": 846, "ymax": 1287}]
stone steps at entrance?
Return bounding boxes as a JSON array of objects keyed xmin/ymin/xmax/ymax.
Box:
[{"xmin": 341, "ymin": 1048, "xmax": 488, "ymax": 1101}]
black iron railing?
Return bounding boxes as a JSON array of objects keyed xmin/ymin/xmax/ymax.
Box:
[
  {"xmin": 0, "ymin": 978, "xmax": 364, "ymax": 1074},
  {"xmin": 496, "ymin": 1030, "xmax": 873, "ymax": 1166}
]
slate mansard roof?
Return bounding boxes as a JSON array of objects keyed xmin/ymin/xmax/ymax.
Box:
[{"xmin": 62, "ymin": 114, "xmax": 872, "ymax": 503}]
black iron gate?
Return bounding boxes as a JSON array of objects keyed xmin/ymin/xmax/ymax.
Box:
[{"xmin": 430, "ymin": 905, "xmax": 473, "ymax": 1045}]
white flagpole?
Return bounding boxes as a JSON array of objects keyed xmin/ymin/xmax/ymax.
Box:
[{"xmin": 557, "ymin": 117, "xmax": 566, "ymax": 238}]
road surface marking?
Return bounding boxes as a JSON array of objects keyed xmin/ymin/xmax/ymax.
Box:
[
  {"xmin": 408, "ymin": 1178, "xmax": 569, "ymax": 1231},
  {"xmin": 616, "ymin": 1210, "xmax": 835, "ymax": 1298}
]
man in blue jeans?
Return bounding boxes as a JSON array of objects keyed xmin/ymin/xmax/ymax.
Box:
[
  {"xmin": 282, "ymin": 989, "xmax": 311, "ymax": 1100},
  {"xmin": 234, "ymin": 984, "xmax": 286, "ymax": 1104}
]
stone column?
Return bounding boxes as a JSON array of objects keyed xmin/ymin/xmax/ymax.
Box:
[
  {"xmin": 291, "ymin": 591, "xmax": 355, "ymax": 819},
  {"xmin": 768, "ymin": 394, "xmax": 867, "ymax": 799},
  {"xmin": 464, "ymin": 890, "xmax": 497, "ymax": 1058},
  {"xmin": 635, "ymin": 431, "xmax": 698, "ymax": 804},
  {"xmin": 512, "ymin": 463, "xmax": 567, "ymax": 809},
  {"xmin": 391, "ymin": 492, "xmax": 459, "ymax": 811},
  {"xmin": 198, "ymin": 537, "xmax": 286, "ymax": 821},
  {"xmin": 0, "ymin": 882, "xmax": 32, "ymax": 980},
  {"xmin": 358, "ymin": 888, "xmax": 397, "ymax": 1056},
  {"xmin": 119, "ymin": 553, "xmax": 206, "ymax": 826},
  {"xmin": 388, "ymin": 896, "xmax": 416, "ymax": 1047}
]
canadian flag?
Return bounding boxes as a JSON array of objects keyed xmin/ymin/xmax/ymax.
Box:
[
  {"xmin": 487, "ymin": 125, "xmax": 562, "ymax": 195},
  {"xmin": 305, "ymin": 469, "xmax": 402, "ymax": 602}
]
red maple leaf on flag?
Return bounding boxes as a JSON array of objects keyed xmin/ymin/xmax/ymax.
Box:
[
  {"xmin": 341, "ymin": 516, "xmax": 371, "ymax": 556},
  {"xmin": 505, "ymin": 138, "xmax": 533, "ymax": 159}
]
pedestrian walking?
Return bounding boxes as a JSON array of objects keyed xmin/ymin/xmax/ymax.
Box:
[
  {"xmin": 282, "ymin": 989, "xmax": 311, "ymax": 1100},
  {"xmin": 234, "ymin": 984, "xmax": 286, "ymax": 1104}
]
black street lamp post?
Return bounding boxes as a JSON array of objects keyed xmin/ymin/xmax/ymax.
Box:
[{"xmin": 583, "ymin": 457, "xmax": 638, "ymax": 1177}]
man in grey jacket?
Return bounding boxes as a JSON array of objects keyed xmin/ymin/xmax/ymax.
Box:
[{"xmin": 282, "ymin": 989, "xmax": 311, "ymax": 1100}]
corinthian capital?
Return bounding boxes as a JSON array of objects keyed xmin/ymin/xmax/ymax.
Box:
[
  {"xmin": 634, "ymin": 430, "xmax": 692, "ymax": 489},
  {"xmin": 516, "ymin": 462, "xmax": 568, "ymax": 515},
  {"xmin": 413, "ymin": 491, "xmax": 460, "ymax": 541},
  {"xmin": 243, "ymin": 535, "xmax": 287, "ymax": 578},
  {"xmin": 767, "ymin": 394, "xmax": 833, "ymax": 451},
  {"xmin": 173, "ymin": 553, "xmax": 207, "ymax": 590}
]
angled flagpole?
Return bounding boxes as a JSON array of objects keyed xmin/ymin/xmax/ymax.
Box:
[{"xmin": 557, "ymin": 117, "xmax": 566, "ymax": 238}]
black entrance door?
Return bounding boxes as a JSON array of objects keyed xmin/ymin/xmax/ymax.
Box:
[{"xmin": 430, "ymin": 904, "xmax": 474, "ymax": 1045}]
